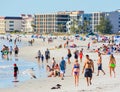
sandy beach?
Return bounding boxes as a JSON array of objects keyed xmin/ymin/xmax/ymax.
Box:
[{"xmin": 0, "ymin": 35, "xmax": 120, "ymax": 92}]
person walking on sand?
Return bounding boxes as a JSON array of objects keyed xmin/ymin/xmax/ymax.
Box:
[
  {"xmin": 51, "ymin": 57, "xmax": 56, "ymax": 69},
  {"xmin": 74, "ymin": 50, "xmax": 79, "ymax": 60},
  {"xmin": 82, "ymin": 55, "xmax": 94, "ymax": 86},
  {"xmin": 72, "ymin": 59, "xmax": 80, "ymax": 87},
  {"xmin": 79, "ymin": 50, "xmax": 83, "ymax": 62},
  {"xmin": 109, "ymin": 54, "xmax": 116, "ymax": 78},
  {"xmin": 97, "ymin": 52, "xmax": 105, "ymax": 76},
  {"xmin": 87, "ymin": 42, "xmax": 90, "ymax": 50},
  {"xmin": 67, "ymin": 49, "xmax": 72, "ymax": 64},
  {"xmin": 45, "ymin": 48, "xmax": 50, "ymax": 63},
  {"xmin": 13, "ymin": 63, "xmax": 19, "ymax": 81},
  {"xmin": 60, "ymin": 57, "xmax": 66, "ymax": 80}
]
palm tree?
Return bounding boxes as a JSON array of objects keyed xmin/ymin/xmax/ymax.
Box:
[
  {"xmin": 82, "ymin": 20, "xmax": 90, "ymax": 34},
  {"xmin": 78, "ymin": 25, "xmax": 83, "ymax": 34},
  {"xmin": 57, "ymin": 24, "xmax": 64, "ymax": 32},
  {"xmin": 96, "ymin": 16, "xmax": 112, "ymax": 34},
  {"xmin": 70, "ymin": 19, "xmax": 79, "ymax": 33}
]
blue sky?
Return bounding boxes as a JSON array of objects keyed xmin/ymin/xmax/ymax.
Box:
[{"xmin": 0, "ymin": 0, "xmax": 120, "ymax": 16}]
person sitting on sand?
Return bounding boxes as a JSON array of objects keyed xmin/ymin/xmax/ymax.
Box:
[
  {"xmin": 54, "ymin": 64, "xmax": 60, "ymax": 77},
  {"xmin": 70, "ymin": 44, "xmax": 77, "ymax": 48},
  {"xmin": 46, "ymin": 65, "xmax": 54, "ymax": 77},
  {"xmin": 22, "ymin": 68, "xmax": 37, "ymax": 79}
]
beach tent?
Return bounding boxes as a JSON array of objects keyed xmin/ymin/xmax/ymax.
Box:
[
  {"xmin": 86, "ymin": 32, "xmax": 97, "ymax": 37},
  {"xmin": 75, "ymin": 34, "xmax": 80, "ymax": 37},
  {"xmin": 114, "ymin": 35, "xmax": 120, "ymax": 45}
]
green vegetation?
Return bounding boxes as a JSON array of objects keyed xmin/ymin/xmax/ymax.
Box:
[
  {"xmin": 96, "ymin": 17, "xmax": 112, "ymax": 34},
  {"xmin": 57, "ymin": 24, "xmax": 64, "ymax": 32},
  {"xmin": 70, "ymin": 19, "xmax": 78, "ymax": 33},
  {"xmin": 70, "ymin": 19, "xmax": 90, "ymax": 34}
]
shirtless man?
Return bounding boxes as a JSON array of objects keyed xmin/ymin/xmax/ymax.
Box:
[
  {"xmin": 97, "ymin": 52, "xmax": 105, "ymax": 76},
  {"xmin": 82, "ymin": 55, "xmax": 94, "ymax": 86}
]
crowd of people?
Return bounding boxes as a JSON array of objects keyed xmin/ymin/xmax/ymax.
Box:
[
  {"xmin": 0, "ymin": 34, "xmax": 119, "ymax": 88},
  {"xmin": 35, "ymin": 36, "xmax": 118, "ymax": 87}
]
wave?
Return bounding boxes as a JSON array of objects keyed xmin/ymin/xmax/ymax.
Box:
[{"xmin": 0, "ymin": 65, "xmax": 11, "ymax": 69}]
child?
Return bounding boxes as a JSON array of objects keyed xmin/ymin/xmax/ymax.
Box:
[
  {"xmin": 13, "ymin": 63, "xmax": 19, "ymax": 81},
  {"xmin": 41, "ymin": 54, "xmax": 44, "ymax": 63}
]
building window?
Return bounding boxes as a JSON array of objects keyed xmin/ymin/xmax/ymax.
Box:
[
  {"xmin": 9, "ymin": 28, "xmax": 14, "ymax": 30},
  {"xmin": 9, "ymin": 21, "xmax": 14, "ymax": 23},
  {"xmin": 9, "ymin": 25, "xmax": 14, "ymax": 27}
]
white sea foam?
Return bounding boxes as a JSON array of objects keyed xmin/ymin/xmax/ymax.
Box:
[{"xmin": 0, "ymin": 65, "xmax": 11, "ymax": 69}]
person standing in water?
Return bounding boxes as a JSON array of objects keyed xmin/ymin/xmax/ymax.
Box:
[
  {"xmin": 9, "ymin": 46, "xmax": 13, "ymax": 56},
  {"xmin": 109, "ymin": 54, "xmax": 116, "ymax": 78},
  {"xmin": 13, "ymin": 63, "xmax": 19, "ymax": 81},
  {"xmin": 97, "ymin": 52, "xmax": 105, "ymax": 76},
  {"xmin": 82, "ymin": 55, "xmax": 94, "ymax": 86},
  {"xmin": 37, "ymin": 50, "xmax": 41, "ymax": 64},
  {"xmin": 14, "ymin": 45, "xmax": 19, "ymax": 57},
  {"xmin": 41, "ymin": 54, "xmax": 44, "ymax": 63}
]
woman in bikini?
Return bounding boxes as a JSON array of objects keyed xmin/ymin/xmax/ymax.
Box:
[
  {"xmin": 109, "ymin": 54, "xmax": 116, "ymax": 78},
  {"xmin": 72, "ymin": 59, "xmax": 80, "ymax": 87}
]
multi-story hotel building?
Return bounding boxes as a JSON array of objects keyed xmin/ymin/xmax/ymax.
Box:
[
  {"xmin": 58, "ymin": 11, "xmax": 84, "ymax": 21},
  {"xmin": 34, "ymin": 13, "xmax": 69, "ymax": 34},
  {"xmin": 66, "ymin": 11, "xmax": 92, "ymax": 33},
  {"xmin": 92, "ymin": 10, "xmax": 120, "ymax": 34},
  {"xmin": 92, "ymin": 12, "xmax": 106, "ymax": 33},
  {"xmin": 5, "ymin": 17, "xmax": 22, "ymax": 32},
  {"xmin": 0, "ymin": 17, "xmax": 5, "ymax": 33},
  {"xmin": 21, "ymin": 14, "xmax": 34, "ymax": 33},
  {"xmin": 81, "ymin": 14, "xmax": 92, "ymax": 31},
  {"xmin": 106, "ymin": 10, "xmax": 120, "ymax": 33},
  {"xmin": 35, "ymin": 11, "xmax": 85, "ymax": 34}
]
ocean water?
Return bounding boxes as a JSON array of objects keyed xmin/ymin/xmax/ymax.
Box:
[{"xmin": 0, "ymin": 36, "xmax": 47, "ymax": 88}]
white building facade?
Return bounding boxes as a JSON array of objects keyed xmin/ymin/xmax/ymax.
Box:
[
  {"xmin": 21, "ymin": 14, "xmax": 34, "ymax": 33},
  {"xmin": 5, "ymin": 17, "xmax": 22, "ymax": 32},
  {"xmin": 92, "ymin": 12, "xmax": 106, "ymax": 33},
  {"xmin": 0, "ymin": 17, "xmax": 5, "ymax": 33}
]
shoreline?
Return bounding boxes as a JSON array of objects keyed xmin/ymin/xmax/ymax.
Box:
[{"xmin": 0, "ymin": 35, "xmax": 120, "ymax": 92}]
